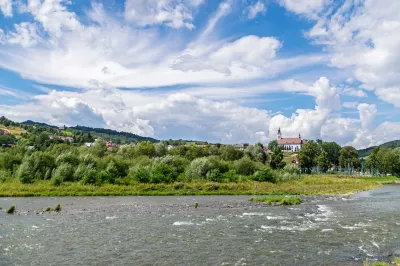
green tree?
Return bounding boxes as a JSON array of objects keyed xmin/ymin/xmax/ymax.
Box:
[
  {"xmin": 270, "ymin": 147, "xmax": 285, "ymax": 169},
  {"xmin": 154, "ymin": 141, "xmax": 167, "ymax": 157},
  {"xmin": 220, "ymin": 145, "xmax": 244, "ymax": 161},
  {"xmin": 268, "ymin": 140, "xmax": 278, "ymax": 152},
  {"xmin": 320, "ymin": 141, "xmax": 341, "ymax": 166},
  {"xmin": 299, "ymin": 141, "xmax": 321, "ymax": 171},
  {"xmin": 366, "ymin": 147, "xmax": 379, "ymax": 173},
  {"xmin": 339, "ymin": 146, "xmax": 361, "ymax": 170},
  {"xmin": 135, "ymin": 141, "xmax": 156, "ymax": 157},
  {"xmin": 317, "ymin": 151, "xmax": 330, "ymax": 173},
  {"xmin": 233, "ymin": 156, "xmax": 257, "ymax": 175},
  {"xmin": 247, "ymin": 143, "xmax": 267, "ymax": 164}
]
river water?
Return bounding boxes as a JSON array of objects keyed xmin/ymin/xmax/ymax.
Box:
[{"xmin": 0, "ymin": 185, "xmax": 399, "ymax": 266}]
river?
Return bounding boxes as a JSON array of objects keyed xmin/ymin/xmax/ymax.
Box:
[{"xmin": 1, "ymin": 185, "xmax": 400, "ymax": 265}]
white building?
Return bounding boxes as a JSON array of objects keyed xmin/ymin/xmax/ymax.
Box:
[{"xmin": 277, "ymin": 128, "xmax": 306, "ymax": 152}]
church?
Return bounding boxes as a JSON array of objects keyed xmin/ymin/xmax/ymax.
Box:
[{"xmin": 277, "ymin": 128, "xmax": 306, "ymax": 152}]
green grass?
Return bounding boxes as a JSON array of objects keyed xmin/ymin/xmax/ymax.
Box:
[
  {"xmin": 0, "ymin": 175, "xmax": 381, "ymax": 197},
  {"xmin": 6, "ymin": 205, "xmax": 15, "ymax": 214},
  {"xmin": 249, "ymin": 196, "xmax": 302, "ymax": 205},
  {"xmin": 364, "ymin": 257, "xmax": 400, "ymax": 266},
  {"xmin": 54, "ymin": 204, "xmax": 61, "ymax": 212},
  {"xmin": 358, "ymin": 176, "xmax": 399, "ymax": 184}
]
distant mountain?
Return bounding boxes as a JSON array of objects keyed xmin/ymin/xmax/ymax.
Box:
[
  {"xmin": 71, "ymin": 125, "xmax": 159, "ymax": 143},
  {"xmin": 357, "ymin": 140, "xmax": 400, "ymax": 157},
  {"xmin": 21, "ymin": 120, "xmax": 58, "ymax": 129}
]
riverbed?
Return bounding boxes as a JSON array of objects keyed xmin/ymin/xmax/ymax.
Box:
[{"xmin": 1, "ymin": 185, "xmax": 399, "ymax": 265}]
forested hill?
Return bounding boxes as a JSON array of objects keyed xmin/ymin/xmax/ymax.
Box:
[
  {"xmin": 1, "ymin": 117, "xmax": 158, "ymax": 144},
  {"xmin": 21, "ymin": 120, "xmax": 58, "ymax": 129},
  {"xmin": 70, "ymin": 125, "xmax": 158, "ymax": 143},
  {"xmin": 358, "ymin": 140, "xmax": 400, "ymax": 157}
]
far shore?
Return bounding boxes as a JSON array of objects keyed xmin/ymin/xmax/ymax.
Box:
[{"xmin": 0, "ymin": 175, "xmax": 393, "ymax": 197}]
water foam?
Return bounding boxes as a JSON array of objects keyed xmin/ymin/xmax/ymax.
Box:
[{"xmin": 173, "ymin": 221, "xmax": 193, "ymax": 226}]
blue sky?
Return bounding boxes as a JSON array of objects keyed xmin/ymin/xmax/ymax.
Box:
[{"xmin": 0, "ymin": 0, "xmax": 399, "ymax": 148}]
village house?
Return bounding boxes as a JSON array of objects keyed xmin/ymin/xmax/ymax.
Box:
[{"xmin": 277, "ymin": 128, "xmax": 306, "ymax": 152}]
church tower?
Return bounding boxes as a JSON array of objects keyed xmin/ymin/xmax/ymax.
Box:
[{"xmin": 277, "ymin": 128, "xmax": 282, "ymax": 140}]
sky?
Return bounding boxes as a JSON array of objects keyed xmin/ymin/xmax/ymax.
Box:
[{"xmin": 0, "ymin": 0, "xmax": 399, "ymax": 149}]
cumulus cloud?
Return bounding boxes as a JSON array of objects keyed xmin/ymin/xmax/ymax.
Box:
[
  {"xmin": 279, "ymin": 0, "xmax": 330, "ymax": 19},
  {"xmin": 342, "ymin": 88, "xmax": 367, "ymax": 98},
  {"xmin": 173, "ymin": 35, "xmax": 281, "ymax": 74},
  {"xmin": 0, "ymin": 0, "xmax": 12, "ymax": 17},
  {"xmin": 357, "ymin": 103, "xmax": 377, "ymax": 130},
  {"xmin": 306, "ymin": 0, "xmax": 400, "ymax": 108},
  {"xmin": 375, "ymin": 88, "xmax": 400, "ymax": 108},
  {"xmin": 342, "ymin": 101, "xmax": 358, "ymax": 109},
  {"xmin": 246, "ymin": 1, "xmax": 266, "ymax": 19}
]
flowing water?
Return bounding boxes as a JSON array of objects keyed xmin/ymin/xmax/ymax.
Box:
[{"xmin": 1, "ymin": 185, "xmax": 400, "ymax": 266}]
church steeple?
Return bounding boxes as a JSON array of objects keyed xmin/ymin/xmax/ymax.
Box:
[
  {"xmin": 277, "ymin": 128, "xmax": 282, "ymax": 140},
  {"xmin": 299, "ymin": 133, "xmax": 301, "ymax": 139}
]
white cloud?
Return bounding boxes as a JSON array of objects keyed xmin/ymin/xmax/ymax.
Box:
[
  {"xmin": 0, "ymin": 0, "xmax": 12, "ymax": 17},
  {"xmin": 124, "ymin": 0, "xmax": 196, "ymax": 29},
  {"xmin": 347, "ymin": 122, "xmax": 400, "ymax": 149},
  {"xmin": 199, "ymin": 0, "xmax": 232, "ymax": 39},
  {"xmin": 342, "ymin": 101, "xmax": 358, "ymax": 109},
  {"xmin": 25, "ymin": 0, "xmax": 81, "ymax": 39},
  {"xmin": 279, "ymin": 0, "xmax": 330, "ymax": 19},
  {"xmin": 357, "ymin": 103, "xmax": 376, "ymax": 130},
  {"xmin": 173, "ymin": 35, "xmax": 281, "ymax": 74},
  {"xmin": 247, "ymin": 1, "xmax": 266, "ymax": 19},
  {"xmin": 375, "ymin": 87, "xmax": 400, "ymax": 108},
  {"xmin": 342, "ymin": 87, "xmax": 367, "ymax": 98},
  {"xmin": 7, "ymin": 22, "xmax": 41, "ymax": 47},
  {"xmin": 306, "ymin": 0, "xmax": 400, "ymax": 107}
]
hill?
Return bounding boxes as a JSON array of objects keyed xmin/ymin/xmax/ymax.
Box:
[
  {"xmin": 2, "ymin": 116, "xmax": 159, "ymax": 144},
  {"xmin": 70, "ymin": 125, "xmax": 159, "ymax": 143},
  {"xmin": 357, "ymin": 140, "xmax": 400, "ymax": 157},
  {"xmin": 21, "ymin": 120, "xmax": 58, "ymax": 129}
]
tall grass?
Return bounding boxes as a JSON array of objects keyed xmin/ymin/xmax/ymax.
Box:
[
  {"xmin": 0, "ymin": 175, "xmax": 381, "ymax": 197},
  {"xmin": 249, "ymin": 196, "xmax": 301, "ymax": 205}
]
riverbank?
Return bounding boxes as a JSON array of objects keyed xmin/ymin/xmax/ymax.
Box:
[{"xmin": 0, "ymin": 175, "xmax": 382, "ymax": 197}]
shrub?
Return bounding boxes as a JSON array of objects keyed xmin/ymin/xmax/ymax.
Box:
[
  {"xmin": 54, "ymin": 204, "xmax": 61, "ymax": 212},
  {"xmin": 55, "ymin": 152, "xmax": 79, "ymax": 166},
  {"xmin": 81, "ymin": 167, "xmax": 98, "ymax": 185},
  {"xmin": 185, "ymin": 157, "xmax": 212, "ymax": 181},
  {"xmin": 52, "ymin": 163, "xmax": 75, "ymax": 183},
  {"xmin": 252, "ymin": 167, "xmax": 278, "ymax": 183},
  {"xmin": 222, "ymin": 169, "xmax": 240, "ymax": 182},
  {"xmin": 208, "ymin": 156, "xmax": 230, "ymax": 174},
  {"xmin": 277, "ymin": 171, "xmax": 301, "ymax": 182},
  {"xmin": 150, "ymin": 163, "xmax": 174, "ymax": 183},
  {"xmin": 207, "ymin": 169, "xmax": 222, "ymax": 182},
  {"xmin": 6, "ymin": 205, "xmax": 15, "ymax": 214},
  {"xmin": 128, "ymin": 166, "xmax": 151, "ymax": 183},
  {"xmin": 16, "ymin": 161, "xmax": 34, "ymax": 184},
  {"xmin": 45, "ymin": 207, "xmax": 51, "ymax": 212},
  {"xmin": 234, "ymin": 156, "xmax": 257, "ymax": 176},
  {"xmin": 283, "ymin": 164, "xmax": 300, "ymax": 175}
]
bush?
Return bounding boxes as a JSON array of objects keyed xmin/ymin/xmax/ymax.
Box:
[
  {"xmin": 7, "ymin": 205, "xmax": 15, "ymax": 214},
  {"xmin": 45, "ymin": 207, "xmax": 51, "ymax": 212},
  {"xmin": 252, "ymin": 167, "xmax": 278, "ymax": 183},
  {"xmin": 150, "ymin": 162, "xmax": 174, "ymax": 183},
  {"xmin": 185, "ymin": 157, "xmax": 212, "ymax": 181},
  {"xmin": 52, "ymin": 163, "xmax": 75, "ymax": 183},
  {"xmin": 56, "ymin": 152, "xmax": 79, "ymax": 166},
  {"xmin": 128, "ymin": 166, "xmax": 151, "ymax": 183},
  {"xmin": 54, "ymin": 204, "xmax": 61, "ymax": 212},
  {"xmin": 222, "ymin": 170, "xmax": 240, "ymax": 182},
  {"xmin": 16, "ymin": 161, "xmax": 34, "ymax": 184},
  {"xmin": 283, "ymin": 164, "xmax": 300, "ymax": 175},
  {"xmin": 81, "ymin": 167, "xmax": 98, "ymax": 185},
  {"xmin": 233, "ymin": 156, "xmax": 257, "ymax": 176},
  {"xmin": 207, "ymin": 169, "xmax": 222, "ymax": 182}
]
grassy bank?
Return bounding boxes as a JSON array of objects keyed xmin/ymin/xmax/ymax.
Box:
[
  {"xmin": 358, "ymin": 176, "xmax": 400, "ymax": 184},
  {"xmin": 0, "ymin": 175, "xmax": 381, "ymax": 197}
]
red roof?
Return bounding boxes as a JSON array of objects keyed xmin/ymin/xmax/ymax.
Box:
[{"xmin": 278, "ymin": 138, "xmax": 302, "ymax": 145}]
